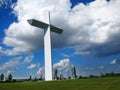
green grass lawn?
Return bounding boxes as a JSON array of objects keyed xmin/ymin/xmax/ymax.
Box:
[{"xmin": 0, "ymin": 77, "xmax": 120, "ymax": 90}]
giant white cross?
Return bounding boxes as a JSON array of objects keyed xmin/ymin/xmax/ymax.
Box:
[{"xmin": 27, "ymin": 13, "xmax": 63, "ymax": 81}]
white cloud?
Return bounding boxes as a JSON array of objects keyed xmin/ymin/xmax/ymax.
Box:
[
  {"xmin": 0, "ymin": 0, "xmax": 6, "ymax": 7},
  {"xmin": 0, "ymin": 46, "xmax": 3, "ymax": 53},
  {"xmin": 37, "ymin": 58, "xmax": 72, "ymax": 76},
  {"xmin": 110, "ymin": 59, "xmax": 120, "ymax": 65},
  {"xmin": 24, "ymin": 54, "xmax": 33, "ymax": 63},
  {"xmin": 110, "ymin": 59, "xmax": 116, "ymax": 64},
  {"xmin": 0, "ymin": 46, "xmax": 2, "ymax": 51},
  {"xmin": 97, "ymin": 65, "xmax": 104, "ymax": 69},
  {"xmin": 6, "ymin": 70, "xmax": 14, "ymax": 75},
  {"xmin": 0, "ymin": 56, "xmax": 22, "ymax": 72},
  {"xmin": 85, "ymin": 67, "xmax": 94, "ymax": 71},
  {"xmin": 61, "ymin": 53, "xmax": 70, "ymax": 58},
  {"xmin": 2, "ymin": 0, "xmax": 120, "ymax": 57},
  {"xmin": 53, "ymin": 58, "xmax": 70, "ymax": 70},
  {"xmin": 27, "ymin": 64, "xmax": 36, "ymax": 69},
  {"xmin": 37, "ymin": 67, "xmax": 44, "ymax": 75},
  {"xmin": 0, "ymin": 0, "xmax": 12, "ymax": 7}
]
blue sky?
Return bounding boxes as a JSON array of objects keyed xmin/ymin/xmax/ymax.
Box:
[{"xmin": 0, "ymin": 0, "xmax": 120, "ymax": 79}]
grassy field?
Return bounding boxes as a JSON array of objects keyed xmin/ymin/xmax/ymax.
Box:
[{"xmin": 0, "ymin": 77, "xmax": 120, "ymax": 90}]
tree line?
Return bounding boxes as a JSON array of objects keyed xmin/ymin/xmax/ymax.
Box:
[
  {"xmin": 0, "ymin": 66, "xmax": 77, "ymax": 82},
  {"xmin": 0, "ymin": 73, "xmax": 12, "ymax": 82},
  {"xmin": 53, "ymin": 65, "xmax": 77, "ymax": 80},
  {"xmin": 78, "ymin": 72, "xmax": 120, "ymax": 79},
  {"xmin": 1, "ymin": 66, "xmax": 120, "ymax": 82}
]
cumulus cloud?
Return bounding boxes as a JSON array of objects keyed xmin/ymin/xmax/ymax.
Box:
[
  {"xmin": 110, "ymin": 59, "xmax": 120, "ymax": 65},
  {"xmin": 6, "ymin": 70, "xmax": 14, "ymax": 75},
  {"xmin": 0, "ymin": 46, "xmax": 3, "ymax": 54},
  {"xmin": 37, "ymin": 67, "xmax": 44, "ymax": 75},
  {"xmin": 97, "ymin": 65, "xmax": 104, "ymax": 69},
  {"xmin": 61, "ymin": 53, "xmax": 70, "ymax": 58},
  {"xmin": 0, "ymin": 46, "xmax": 2, "ymax": 51},
  {"xmin": 85, "ymin": 67, "xmax": 94, "ymax": 71},
  {"xmin": 24, "ymin": 54, "xmax": 33, "ymax": 64},
  {"xmin": 0, "ymin": 0, "xmax": 12, "ymax": 8},
  {"xmin": 3, "ymin": 20, "xmax": 44, "ymax": 55},
  {"xmin": 0, "ymin": 56, "xmax": 22, "ymax": 72},
  {"xmin": 37, "ymin": 58, "xmax": 72, "ymax": 76},
  {"xmin": 0, "ymin": 0, "xmax": 7, "ymax": 7},
  {"xmin": 27, "ymin": 64, "xmax": 36, "ymax": 69},
  {"xmin": 53, "ymin": 58, "xmax": 70, "ymax": 70},
  {"xmin": 2, "ymin": 0, "xmax": 120, "ymax": 57}
]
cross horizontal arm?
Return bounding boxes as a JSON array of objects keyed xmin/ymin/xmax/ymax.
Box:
[
  {"xmin": 27, "ymin": 19, "xmax": 63, "ymax": 34},
  {"xmin": 50, "ymin": 25, "xmax": 63, "ymax": 34},
  {"xmin": 27, "ymin": 19, "xmax": 49, "ymax": 29}
]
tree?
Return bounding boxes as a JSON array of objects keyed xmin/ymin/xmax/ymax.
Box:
[
  {"xmin": 29, "ymin": 75, "xmax": 32, "ymax": 81},
  {"xmin": 39, "ymin": 75, "xmax": 42, "ymax": 81},
  {"xmin": 67, "ymin": 68, "xmax": 71, "ymax": 80},
  {"xmin": 72, "ymin": 66, "xmax": 77, "ymax": 79},
  {"xmin": 78, "ymin": 75, "xmax": 82, "ymax": 79},
  {"xmin": 34, "ymin": 77, "xmax": 37, "ymax": 81},
  {"xmin": 54, "ymin": 69, "xmax": 58, "ymax": 80},
  {"xmin": 40, "ymin": 69, "xmax": 43, "ymax": 81},
  {"xmin": 59, "ymin": 73, "xmax": 62, "ymax": 80},
  {"xmin": 8, "ymin": 74, "xmax": 12, "ymax": 81},
  {"xmin": 0, "ymin": 73, "xmax": 4, "ymax": 81}
]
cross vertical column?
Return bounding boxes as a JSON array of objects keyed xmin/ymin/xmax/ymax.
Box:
[
  {"xmin": 44, "ymin": 25, "xmax": 52, "ymax": 81},
  {"xmin": 27, "ymin": 12, "xmax": 63, "ymax": 81}
]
